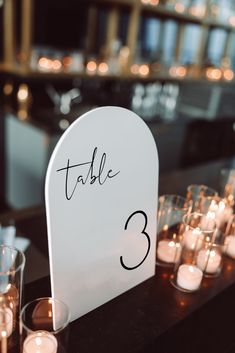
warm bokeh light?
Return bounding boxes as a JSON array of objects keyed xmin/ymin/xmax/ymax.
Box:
[
  {"xmin": 52, "ymin": 59, "xmax": 62, "ymax": 71},
  {"xmin": 179, "ymin": 301, "xmax": 186, "ymax": 307},
  {"xmin": 223, "ymin": 69, "xmax": 234, "ymax": 81},
  {"xmin": 3, "ymin": 82, "xmax": 13, "ymax": 95},
  {"xmin": 63, "ymin": 56, "xmax": 72, "ymax": 67},
  {"xmin": 188, "ymin": 5, "xmax": 206, "ymax": 17},
  {"xmin": 169, "ymin": 65, "xmax": 187, "ymax": 77},
  {"xmin": 169, "ymin": 66, "xmax": 177, "ymax": 76},
  {"xmin": 229, "ymin": 16, "xmax": 235, "ymax": 26},
  {"xmin": 150, "ymin": 0, "xmax": 159, "ymax": 5},
  {"xmin": 17, "ymin": 84, "xmax": 29, "ymax": 102},
  {"xmin": 139, "ymin": 64, "xmax": 149, "ymax": 76},
  {"xmin": 59, "ymin": 119, "xmax": 70, "ymax": 130},
  {"xmin": 98, "ymin": 62, "xmax": 109, "ymax": 74},
  {"xmin": 130, "ymin": 64, "xmax": 139, "ymax": 75},
  {"xmin": 86, "ymin": 60, "xmax": 97, "ymax": 73},
  {"xmin": 38, "ymin": 57, "xmax": 53, "ymax": 71},
  {"xmin": 141, "ymin": 0, "xmax": 150, "ymax": 4},
  {"xmin": 18, "ymin": 108, "xmax": 28, "ymax": 120},
  {"xmin": 176, "ymin": 65, "xmax": 187, "ymax": 77},
  {"xmin": 161, "ymin": 272, "xmax": 169, "ymax": 280},
  {"xmin": 174, "ymin": 3, "xmax": 185, "ymax": 13},
  {"xmin": 206, "ymin": 67, "xmax": 222, "ymax": 81}
]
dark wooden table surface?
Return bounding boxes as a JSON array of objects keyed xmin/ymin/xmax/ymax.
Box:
[{"xmin": 2, "ymin": 157, "xmax": 235, "ymax": 353}]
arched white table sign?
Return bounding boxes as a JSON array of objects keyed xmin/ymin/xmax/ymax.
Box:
[{"xmin": 45, "ymin": 106, "xmax": 159, "ymax": 321}]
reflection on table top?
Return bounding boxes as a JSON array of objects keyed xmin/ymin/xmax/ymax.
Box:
[{"xmin": 2, "ymin": 157, "xmax": 235, "ymax": 353}]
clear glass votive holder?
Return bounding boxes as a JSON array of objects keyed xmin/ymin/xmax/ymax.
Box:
[
  {"xmin": 223, "ymin": 214, "xmax": 235, "ymax": 259},
  {"xmin": 196, "ymin": 242, "xmax": 223, "ymax": 278},
  {"xmin": 220, "ymin": 169, "xmax": 235, "ymax": 207},
  {"xmin": 0, "ymin": 245, "xmax": 25, "ymax": 349},
  {"xmin": 200, "ymin": 196, "xmax": 233, "ymax": 232},
  {"xmin": 170, "ymin": 212, "xmax": 216, "ymax": 292},
  {"xmin": 156, "ymin": 195, "xmax": 191, "ymax": 267},
  {"xmin": 186, "ymin": 184, "xmax": 218, "ymax": 212},
  {"xmin": 20, "ymin": 297, "xmax": 70, "ymax": 353}
]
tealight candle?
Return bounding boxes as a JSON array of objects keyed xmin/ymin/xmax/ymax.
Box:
[
  {"xmin": 23, "ymin": 331, "xmax": 58, "ymax": 353},
  {"xmin": 197, "ymin": 249, "xmax": 222, "ymax": 274},
  {"xmin": 157, "ymin": 240, "xmax": 181, "ymax": 263},
  {"xmin": 177, "ymin": 264, "xmax": 203, "ymax": 291},
  {"xmin": 199, "ymin": 212, "xmax": 215, "ymax": 231},
  {"xmin": 224, "ymin": 235, "xmax": 235, "ymax": 258},
  {"xmin": 0, "ymin": 307, "xmax": 13, "ymax": 338},
  {"xmin": 208, "ymin": 199, "xmax": 233, "ymax": 228},
  {"xmin": 183, "ymin": 229, "xmax": 204, "ymax": 250}
]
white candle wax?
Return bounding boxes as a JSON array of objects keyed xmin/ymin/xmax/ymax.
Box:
[
  {"xmin": 199, "ymin": 212, "xmax": 215, "ymax": 231},
  {"xmin": 197, "ymin": 249, "xmax": 222, "ymax": 274},
  {"xmin": 177, "ymin": 264, "xmax": 203, "ymax": 291},
  {"xmin": 157, "ymin": 240, "xmax": 181, "ymax": 263},
  {"xmin": 183, "ymin": 229, "xmax": 204, "ymax": 250},
  {"xmin": 225, "ymin": 235, "xmax": 235, "ymax": 258},
  {"xmin": 0, "ymin": 307, "xmax": 13, "ymax": 338},
  {"xmin": 209, "ymin": 200, "xmax": 233, "ymax": 228},
  {"xmin": 23, "ymin": 331, "xmax": 58, "ymax": 353}
]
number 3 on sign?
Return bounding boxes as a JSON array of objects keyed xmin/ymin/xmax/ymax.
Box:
[{"xmin": 120, "ymin": 210, "xmax": 150, "ymax": 270}]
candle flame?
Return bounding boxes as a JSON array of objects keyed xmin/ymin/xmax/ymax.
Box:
[
  {"xmin": 1, "ymin": 330, "xmax": 6, "ymax": 338},
  {"xmin": 35, "ymin": 337, "xmax": 42, "ymax": 346},
  {"xmin": 206, "ymin": 211, "xmax": 215, "ymax": 220},
  {"xmin": 189, "ymin": 266, "xmax": 194, "ymax": 272},
  {"xmin": 218, "ymin": 201, "xmax": 225, "ymax": 211},
  {"xmin": 192, "ymin": 228, "xmax": 201, "ymax": 235}
]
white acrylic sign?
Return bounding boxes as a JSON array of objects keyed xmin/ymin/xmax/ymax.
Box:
[{"xmin": 45, "ymin": 106, "xmax": 159, "ymax": 321}]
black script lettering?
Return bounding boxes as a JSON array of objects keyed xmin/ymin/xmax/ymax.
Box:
[
  {"xmin": 120, "ymin": 210, "xmax": 150, "ymax": 270},
  {"xmin": 57, "ymin": 147, "xmax": 120, "ymax": 200}
]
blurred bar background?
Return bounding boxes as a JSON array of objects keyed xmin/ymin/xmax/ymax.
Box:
[{"xmin": 1, "ymin": 0, "xmax": 235, "ymax": 209}]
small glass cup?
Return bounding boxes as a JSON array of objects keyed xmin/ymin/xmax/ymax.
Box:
[
  {"xmin": 20, "ymin": 297, "xmax": 70, "ymax": 353},
  {"xmin": 200, "ymin": 196, "xmax": 233, "ymax": 232},
  {"xmin": 196, "ymin": 242, "xmax": 223, "ymax": 277},
  {"xmin": 186, "ymin": 184, "xmax": 218, "ymax": 212},
  {"xmin": 156, "ymin": 195, "xmax": 191, "ymax": 267},
  {"xmin": 223, "ymin": 214, "xmax": 235, "ymax": 259},
  {"xmin": 220, "ymin": 169, "xmax": 235, "ymax": 208},
  {"xmin": 170, "ymin": 212, "xmax": 216, "ymax": 292},
  {"xmin": 0, "ymin": 245, "xmax": 25, "ymax": 349}
]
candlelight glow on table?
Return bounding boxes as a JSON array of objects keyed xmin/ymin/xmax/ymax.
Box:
[{"xmin": 23, "ymin": 331, "xmax": 58, "ymax": 353}]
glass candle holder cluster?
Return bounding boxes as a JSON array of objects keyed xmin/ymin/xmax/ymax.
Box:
[
  {"xmin": 0, "ymin": 243, "xmax": 70, "ymax": 352},
  {"xmin": 155, "ymin": 180, "xmax": 235, "ymax": 293},
  {"xmin": 170, "ymin": 212, "xmax": 222, "ymax": 292},
  {"xmin": 156, "ymin": 195, "xmax": 191, "ymax": 267}
]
